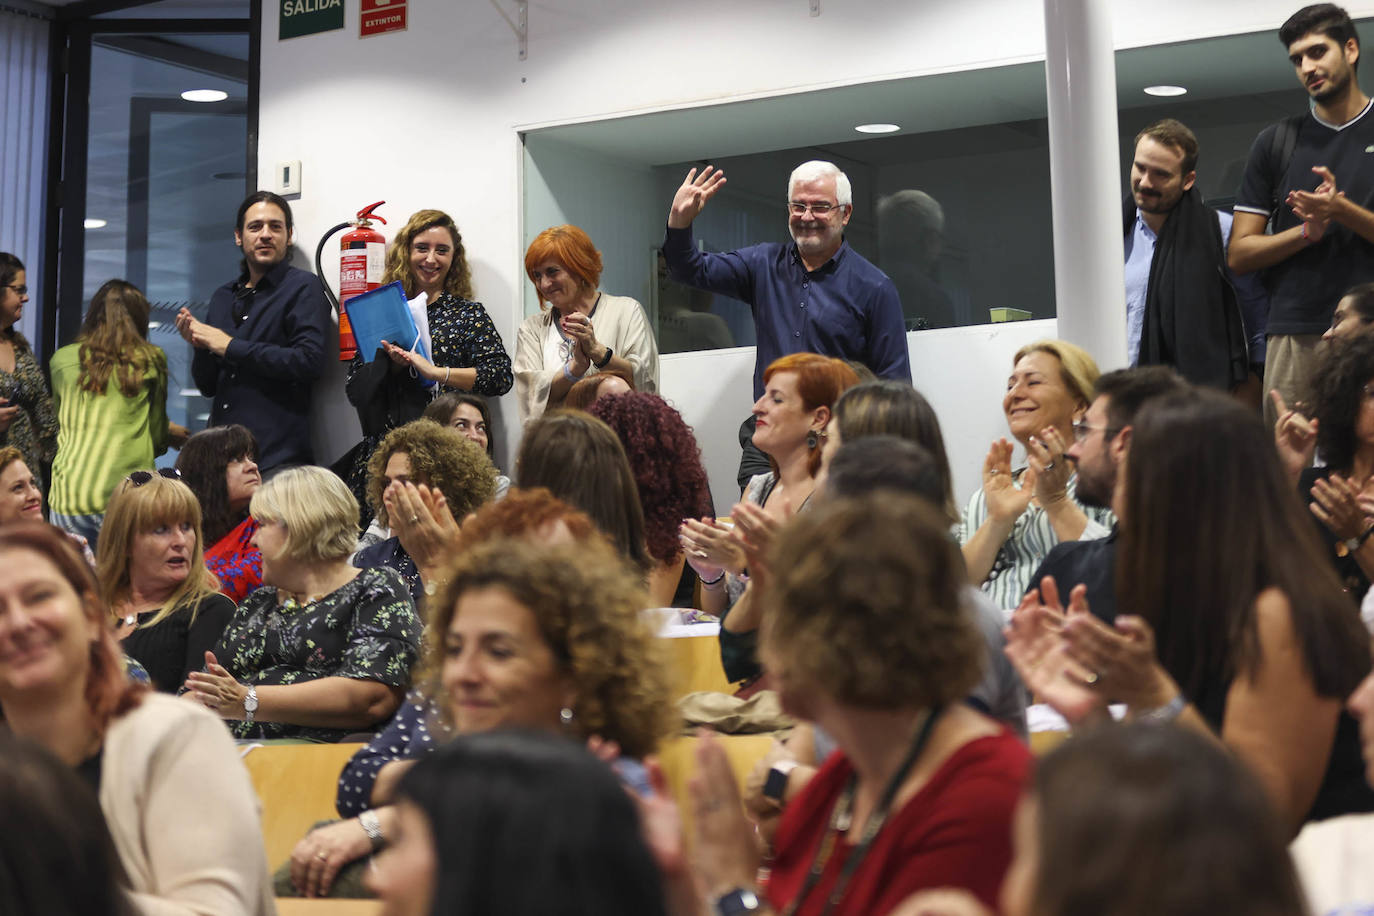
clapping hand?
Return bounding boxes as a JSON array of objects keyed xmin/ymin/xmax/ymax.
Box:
[{"xmin": 982, "ymin": 438, "xmax": 1036, "ymax": 524}]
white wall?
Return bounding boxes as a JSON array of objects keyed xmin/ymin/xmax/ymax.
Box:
[{"xmin": 260, "ymin": 0, "xmax": 1374, "ymax": 504}]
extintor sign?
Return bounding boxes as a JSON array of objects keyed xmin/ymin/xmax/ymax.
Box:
[
  {"xmin": 360, "ymin": 0, "xmax": 407, "ymax": 37},
  {"xmin": 279, "ymin": 0, "xmax": 343, "ymax": 39}
]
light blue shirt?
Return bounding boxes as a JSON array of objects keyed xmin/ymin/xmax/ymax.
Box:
[
  {"xmin": 1123, "ymin": 212, "xmax": 1157, "ymax": 366},
  {"xmin": 1123, "ymin": 208, "xmax": 1267, "ymax": 366}
]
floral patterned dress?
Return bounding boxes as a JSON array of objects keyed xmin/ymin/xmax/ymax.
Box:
[
  {"xmin": 0, "ymin": 334, "xmax": 57, "ymax": 492},
  {"xmin": 211, "ymin": 566, "xmax": 421, "ymax": 742}
]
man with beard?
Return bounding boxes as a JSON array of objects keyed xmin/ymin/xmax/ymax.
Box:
[
  {"xmin": 1123, "ymin": 119, "xmax": 1262, "ymax": 393},
  {"xmin": 176, "ymin": 192, "xmax": 328, "ymax": 474},
  {"xmin": 1232, "ymin": 4, "xmax": 1374, "ymax": 430},
  {"xmin": 662, "ymin": 160, "xmax": 910, "ymax": 483},
  {"xmin": 1023, "ymin": 367, "xmax": 1188, "ymax": 623}
]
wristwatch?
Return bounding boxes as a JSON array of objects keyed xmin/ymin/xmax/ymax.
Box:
[
  {"xmin": 1343, "ymin": 523, "xmax": 1374, "ymax": 554},
  {"xmin": 594, "ymin": 345, "xmax": 614, "ymax": 369},
  {"xmin": 243, "ymin": 685, "xmax": 259, "ymax": 725},
  {"xmin": 762, "ymin": 759, "xmax": 798, "ymax": 806},
  {"xmin": 358, "ymin": 810, "xmax": 385, "ymax": 852},
  {"xmin": 714, "ymin": 888, "xmax": 762, "ymax": 915}
]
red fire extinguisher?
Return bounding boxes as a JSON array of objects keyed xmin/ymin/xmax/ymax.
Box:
[{"xmin": 316, "ymin": 201, "xmax": 387, "ymax": 361}]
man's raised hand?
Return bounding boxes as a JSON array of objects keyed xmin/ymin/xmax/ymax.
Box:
[{"xmin": 668, "ymin": 166, "xmax": 727, "ymax": 229}]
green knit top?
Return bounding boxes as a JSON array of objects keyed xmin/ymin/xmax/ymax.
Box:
[{"xmin": 49, "ymin": 341, "xmax": 171, "ymax": 516}]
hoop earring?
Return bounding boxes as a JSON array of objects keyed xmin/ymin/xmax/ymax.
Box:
[{"xmin": 806, "ymin": 430, "xmax": 819, "ymax": 450}]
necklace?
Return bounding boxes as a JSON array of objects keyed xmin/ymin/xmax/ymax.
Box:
[{"xmin": 782, "ymin": 706, "xmax": 945, "ymax": 916}]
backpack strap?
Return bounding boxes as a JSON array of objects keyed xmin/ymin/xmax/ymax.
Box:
[{"xmin": 1267, "ymin": 113, "xmax": 1306, "ymax": 229}]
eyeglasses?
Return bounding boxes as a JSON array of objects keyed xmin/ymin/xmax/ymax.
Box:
[
  {"xmin": 1071, "ymin": 420, "xmax": 1119, "ymax": 442},
  {"xmin": 787, "ymin": 201, "xmax": 843, "ymax": 216},
  {"xmin": 4, "ymin": 285, "xmax": 26, "ymax": 296},
  {"xmin": 127, "ymin": 468, "xmax": 182, "ymax": 486}
]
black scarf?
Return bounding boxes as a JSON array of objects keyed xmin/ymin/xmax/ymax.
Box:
[{"xmin": 1123, "ymin": 189, "xmax": 1249, "ymax": 390}]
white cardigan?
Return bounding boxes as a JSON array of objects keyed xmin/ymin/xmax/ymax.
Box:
[
  {"xmin": 513, "ymin": 292, "xmax": 660, "ymax": 425},
  {"xmin": 100, "ymin": 693, "xmax": 276, "ymax": 916}
]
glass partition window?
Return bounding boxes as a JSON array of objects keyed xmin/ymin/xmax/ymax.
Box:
[
  {"xmin": 522, "ymin": 26, "xmax": 1350, "ymax": 355},
  {"xmin": 82, "ymin": 32, "xmax": 249, "ymax": 441}
]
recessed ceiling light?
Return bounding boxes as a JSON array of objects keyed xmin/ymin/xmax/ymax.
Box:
[
  {"xmin": 83, "ymin": 218, "xmax": 107, "ymax": 229},
  {"xmin": 855, "ymin": 123, "xmax": 901, "ymax": 134},
  {"xmin": 182, "ymin": 89, "xmax": 228, "ymax": 103},
  {"xmin": 1143, "ymin": 85, "xmax": 1188, "ymax": 97}
]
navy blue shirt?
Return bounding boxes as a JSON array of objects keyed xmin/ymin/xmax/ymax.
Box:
[
  {"xmin": 662, "ymin": 225, "xmax": 911, "ymax": 398},
  {"xmin": 193, "ymin": 259, "xmax": 329, "ymax": 472}
]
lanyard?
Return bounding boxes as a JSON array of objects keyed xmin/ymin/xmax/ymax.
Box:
[{"xmin": 783, "ymin": 705, "xmax": 945, "ymax": 916}]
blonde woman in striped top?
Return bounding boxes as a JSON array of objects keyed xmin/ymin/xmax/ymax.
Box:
[
  {"xmin": 959, "ymin": 339, "xmax": 1114, "ymax": 610},
  {"xmin": 49, "ymin": 280, "xmax": 187, "ymax": 549}
]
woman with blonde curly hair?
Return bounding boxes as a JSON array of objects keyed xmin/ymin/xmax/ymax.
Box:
[
  {"xmin": 49, "ymin": 280, "xmax": 187, "ymax": 548},
  {"xmin": 515, "ymin": 225, "xmax": 659, "ymax": 424},
  {"xmin": 355, "ymin": 418, "xmax": 497, "ymax": 603},
  {"xmin": 345, "ymin": 209, "xmax": 512, "ymax": 522},
  {"xmin": 288, "ymin": 506, "xmax": 671, "ymax": 900},
  {"xmin": 97, "ymin": 471, "xmax": 233, "ymax": 693}
]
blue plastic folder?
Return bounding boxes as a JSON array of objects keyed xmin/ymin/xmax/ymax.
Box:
[{"xmin": 344, "ymin": 281, "xmax": 422, "ymax": 363}]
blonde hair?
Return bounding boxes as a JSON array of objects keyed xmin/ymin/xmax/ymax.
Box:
[
  {"xmin": 1013, "ymin": 338, "xmax": 1100, "ymax": 409},
  {"xmin": 249, "ymin": 466, "xmax": 359, "ymax": 563},
  {"xmin": 96, "ymin": 474, "xmax": 220, "ymax": 630}
]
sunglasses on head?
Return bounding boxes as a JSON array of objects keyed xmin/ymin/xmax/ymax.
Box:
[{"xmin": 127, "ymin": 468, "xmax": 182, "ymax": 486}]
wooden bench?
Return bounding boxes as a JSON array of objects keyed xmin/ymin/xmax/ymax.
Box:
[{"xmin": 241, "ymin": 742, "xmax": 365, "ymax": 868}]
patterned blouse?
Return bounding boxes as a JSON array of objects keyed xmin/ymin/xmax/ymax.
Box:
[
  {"xmin": 206, "ymin": 516, "xmax": 263, "ymax": 605},
  {"xmin": 336, "ymin": 690, "xmax": 451, "ymax": 817},
  {"xmin": 427, "ymin": 293, "xmax": 513, "ymax": 397},
  {"xmin": 0, "ymin": 335, "xmax": 57, "ymax": 492},
  {"xmin": 211, "ymin": 566, "xmax": 421, "ymax": 742}
]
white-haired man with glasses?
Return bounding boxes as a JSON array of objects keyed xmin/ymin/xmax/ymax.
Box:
[{"xmin": 663, "ymin": 159, "xmax": 910, "ymax": 485}]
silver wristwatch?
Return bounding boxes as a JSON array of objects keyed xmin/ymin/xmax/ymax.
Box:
[
  {"xmin": 359, "ymin": 810, "xmax": 385, "ymax": 852},
  {"xmin": 243, "ymin": 685, "xmax": 259, "ymax": 725}
]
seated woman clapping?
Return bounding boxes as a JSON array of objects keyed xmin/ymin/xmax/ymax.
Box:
[
  {"xmin": 355, "ymin": 418, "xmax": 497, "ymax": 605},
  {"xmin": 97, "ymin": 470, "xmax": 233, "ymax": 693},
  {"xmin": 687, "ymin": 493, "xmax": 1032, "ymax": 915},
  {"xmin": 0, "ymin": 523, "xmax": 274, "ymax": 914},
  {"xmin": 290, "ymin": 505, "xmax": 672, "ymax": 898},
  {"xmin": 1006, "ymin": 389, "xmax": 1374, "ymax": 833},
  {"xmin": 184, "ymin": 466, "xmax": 421, "ymax": 742}
]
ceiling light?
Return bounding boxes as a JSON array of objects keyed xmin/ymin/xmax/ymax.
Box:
[
  {"xmin": 855, "ymin": 123, "xmax": 901, "ymax": 134},
  {"xmin": 1143, "ymin": 85, "xmax": 1188, "ymax": 97},
  {"xmin": 84, "ymin": 218, "xmax": 107, "ymax": 229},
  {"xmin": 182, "ymin": 89, "xmax": 228, "ymax": 103}
]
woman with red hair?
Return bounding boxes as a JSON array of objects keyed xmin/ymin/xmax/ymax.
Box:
[
  {"xmin": 515, "ymin": 225, "xmax": 659, "ymax": 424},
  {"xmin": 681, "ymin": 353, "xmax": 858, "ymax": 680},
  {"xmin": 0, "ymin": 522, "xmax": 273, "ymax": 914}
]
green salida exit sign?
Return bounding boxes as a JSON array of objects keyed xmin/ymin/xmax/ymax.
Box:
[{"xmin": 280, "ymin": 0, "xmax": 344, "ymax": 40}]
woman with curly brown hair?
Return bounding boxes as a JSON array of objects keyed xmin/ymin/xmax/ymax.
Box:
[
  {"xmin": 345, "ymin": 210, "xmax": 512, "ymax": 521},
  {"xmin": 288, "ymin": 505, "xmax": 672, "ymax": 899},
  {"xmin": 1304, "ymin": 331, "xmax": 1374, "ymax": 598},
  {"xmin": 49, "ymin": 280, "xmax": 187, "ymax": 549},
  {"xmin": 355, "ymin": 418, "xmax": 497, "ymax": 604},
  {"xmin": 687, "ymin": 492, "xmax": 1032, "ymax": 915},
  {"xmin": 589, "ymin": 391, "xmax": 712, "ymax": 605}
]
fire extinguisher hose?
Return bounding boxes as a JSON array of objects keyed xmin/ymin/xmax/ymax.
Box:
[{"xmin": 314, "ymin": 221, "xmax": 354, "ymax": 316}]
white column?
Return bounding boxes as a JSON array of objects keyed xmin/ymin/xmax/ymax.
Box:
[{"xmin": 1042, "ymin": 0, "xmax": 1127, "ymax": 370}]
